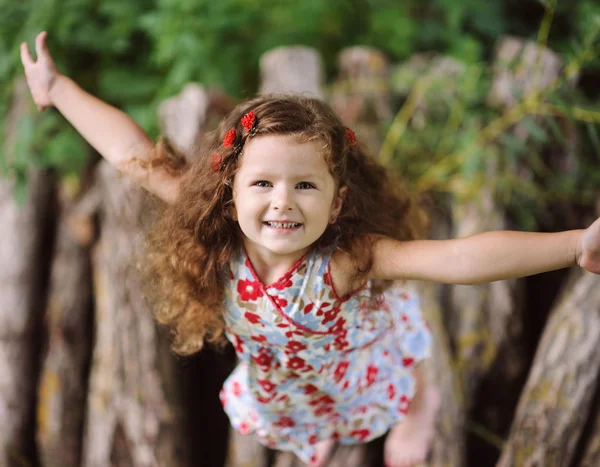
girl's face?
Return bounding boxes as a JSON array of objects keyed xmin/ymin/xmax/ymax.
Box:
[{"xmin": 232, "ymin": 135, "xmax": 344, "ymax": 263}]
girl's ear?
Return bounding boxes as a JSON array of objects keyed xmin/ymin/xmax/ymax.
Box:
[{"xmin": 330, "ymin": 186, "xmax": 347, "ymax": 224}]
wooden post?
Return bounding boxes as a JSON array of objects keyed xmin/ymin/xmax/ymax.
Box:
[
  {"xmin": 497, "ymin": 270, "xmax": 600, "ymax": 466},
  {"xmin": 0, "ymin": 78, "xmax": 55, "ymax": 467},
  {"xmin": 36, "ymin": 180, "xmax": 99, "ymax": 467}
]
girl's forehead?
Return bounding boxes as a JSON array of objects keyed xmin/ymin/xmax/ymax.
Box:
[{"xmin": 239, "ymin": 135, "xmax": 329, "ymax": 173}]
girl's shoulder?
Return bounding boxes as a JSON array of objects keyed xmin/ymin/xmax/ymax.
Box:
[{"xmin": 328, "ymin": 248, "xmax": 366, "ymax": 300}]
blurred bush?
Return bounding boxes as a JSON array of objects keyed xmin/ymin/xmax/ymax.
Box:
[{"xmin": 1, "ymin": 0, "xmax": 599, "ymax": 222}]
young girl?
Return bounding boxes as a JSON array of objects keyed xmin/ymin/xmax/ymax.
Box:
[{"xmin": 21, "ymin": 32, "xmax": 600, "ymax": 467}]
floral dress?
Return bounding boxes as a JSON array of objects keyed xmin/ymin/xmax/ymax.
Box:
[{"xmin": 220, "ymin": 247, "xmax": 432, "ymax": 463}]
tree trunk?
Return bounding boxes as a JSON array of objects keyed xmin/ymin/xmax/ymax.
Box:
[
  {"xmin": 419, "ymin": 281, "xmax": 465, "ymax": 466},
  {"xmin": 330, "ymin": 46, "xmax": 392, "ymax": 154},
  {"xmin": 81, "ymin": 163, "xmax": 189, "ymax": 467},
  {"xmin": 497, "ymin": 269, "xmax": 600, "ymax": 467},
  {"xmin": 36, "ymin": 180, "xmax": 99, "ymax": 467},
  {"xmin": 259, "ymin": 47, "xmax": 325, "ymax": 99},
  {"xmin": 581, "ymin": 405, "xmax": 600, "ymax": 466},
  {"xmin": 0, "ymin": 78, "xmax": 55, "ymax": 467}
]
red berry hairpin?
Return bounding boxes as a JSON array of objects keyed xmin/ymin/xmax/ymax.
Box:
[
  {"xmin": 346, "ymin": 128, "xmax": 357, "ymax": 146},
  {"xmin": 241, "ymin": 110, "xmax": 258, "ymax": 135},
  {"xmin": 210, "ymin": 153, "xmax": 223, "ymax": 173},
  {"xmin": 223, "ymin": 128, "xmax": 237, "ymax": 148}
]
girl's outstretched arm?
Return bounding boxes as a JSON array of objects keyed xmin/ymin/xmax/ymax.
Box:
[
  {"xmin": 20, "ymin": 32, "xmax": 181, "ymax": 203},
  {"xmin": 370, "ymin": 217, "xmax": 600, "ymax": 284}
]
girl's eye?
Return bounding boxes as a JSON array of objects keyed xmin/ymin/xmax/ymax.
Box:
[
  {"xmin": 296, "ymin": 182, "xmax": 315, "ymax": 189},
  {"xmin": 254, "ymin": 181, "xmax": 272, "ymax": 187}
]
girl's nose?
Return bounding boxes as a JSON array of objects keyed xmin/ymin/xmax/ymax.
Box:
[{"xmin": 273, "ymin": 187, "xmax": 294, "ymax": 211}]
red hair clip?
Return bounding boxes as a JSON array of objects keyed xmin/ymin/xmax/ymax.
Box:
[
  {"xmin": 210, "ymin": 153, "xmax": 223, "ymax": 173},
  {"xmin": 223, "ymin": 129, "xmax": 236, "ymax": 148},
  {"xmin": 241, "ymin": 110, "xmax": 258, "ymax": 134},
  {"xmin": 346, "ymin": 128, "xmax": 357, "ymax": 146}
]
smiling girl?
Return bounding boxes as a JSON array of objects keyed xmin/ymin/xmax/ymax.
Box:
[{"xmin": 21, "ymin": 32, "xmax": 600, "ymax": 467}]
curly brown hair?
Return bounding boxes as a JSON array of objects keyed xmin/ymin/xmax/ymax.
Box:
[{"xmin": 143, "ymin": 94, "xmax": 428, "ymax": 355}]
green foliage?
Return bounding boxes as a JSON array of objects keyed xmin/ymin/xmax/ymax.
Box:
[
  {"xmin": 383, "ymin": 5, "xmax": 600, "ymax": 229},
  {"xmin": 1, "ymin": 0, "xmax": 599, "ymax": 227}
]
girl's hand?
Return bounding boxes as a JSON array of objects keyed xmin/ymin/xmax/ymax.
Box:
[
  {"xmin": 20, "ymin": 31, "xmax": 60, "ymax": 111},
  {"xmin": 577, "ymin": 217, "xmax": 600, "ymax": 274}
]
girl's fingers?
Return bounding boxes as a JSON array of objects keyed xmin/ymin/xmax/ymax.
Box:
[
  {"xmin": 35, "ymin": 31, "xmax": 48, "ymax": 59},
  {"xmin": 20, "ymin": 42, "xmax": 35, "ymax": 67}
]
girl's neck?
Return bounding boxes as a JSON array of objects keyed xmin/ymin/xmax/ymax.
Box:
[{"xmin": 243, "ymin": 240, "xmax": 310, "ymax": 285}]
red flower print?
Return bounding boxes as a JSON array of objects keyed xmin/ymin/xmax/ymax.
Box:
[
  {"xmin": 304, "ymin": 384, "xmax": 318, "ymax": 395},
  {"xmin": 350, "ymin": 428, "xmax": 370, "ymax": 441},
  {"xmin": 316, "ymin": 302, "xmax": 331, "ymax": 317},
  {"xmin": 219, "ymin": 391, "xmax": 227, "ymax": 406},
  {"xmin": 342, "ymin": 381, "xmax": 350, "ymax": 391},
  {"xmin": 239, "ymin": 422, "xmax": 251, "ymax": 434},
  {"xmin": 210, "ymin": 152, "xmax": 223, "ymax": 172},
  {"xmin": 251, "ymin": 334, "xmax": 267, "ymax": 343},
  {"xmin": 257, "ymin": 396, "xmax": 272, "ymax": 404},
  {"xmin": 346, "ymin": 128, "xmax": 357, "ymax": 146},
  {"xmin": 232, "ymin": 381, "xmax": 242, "ymax": 396},
  {"xmin": 309, "ymin": 434, "xmax": 319, "ymax": 445},
  {"xmin": 387, "ymin": 383, "xmax": 396, "ymax": 400},
  {"xmin": 274, "ymin": 416, "xmax": 295, "ymax": 428},
  {"xmin": 273, "ymin": 296, "xmax": 288, "ymax": 307},
  {"xmin": 238, "ymin": 279, "xmax": 263, "ymax": 301},
  {"xmin": 287, "ymin": 356, "xmax": 306, "ymax": 371},
  {"xmin": 232, "ymin": 334, "xmax": 244, "ymax": 354},
  {"xmin": 315, "ymin": 406, "xmax": 334, "ymax": 416},
  {"xmin": 285, "ymin": 340, "xmax": 308, "ymax": 353},
  {"xmin": 334, "ymin": 335, "xmax": 349, "ymax": 351},
  {"xmin": 252, "ymin": 348, "xmax": 273, "ymax": 369},
  {"xmin": 223, "ymin": 128, "xmax": 236, "ymax": 148},
  {"xmin": 366, "ymin": 364, "xmax": 379, "ymax": 386},
  {"xmin": 334, "ymin": 361, "xmax": 349, "ymax": 383},
  {"xmin": 333, "ymin": 329, "xmax": 349, "ymax": 350},
  {"xmin": 241, "ymin": 110, "xmax": 256, "ymax": 132},
  {"xmin": 330, "ymin": 317, "xmax": 346, "ymax": 334},
  {"xmin": 258, "ymin": 379, "xmax": 276, "ymax": 393},
  {"xmin": 398, "ymin": 394, "xmax": 410, "ymax": 414},
  {"xmin": 402, "ymin": 357, "xmax": 414, "ymax": 368},
  {"xmin": 303, "ymin": 303, "xmax": 314, "ymax": 314},
  {"xmin": 309, "ymin": 394, "xmax": 335, "ymax": 406},
  {"xmin": 244, "ymin": 311, "xmax": 261, "ymax": 325},
  {"xmin": 332, "ymin": 433, "xmax": 340, "ymax": 442},
  {"xmin": 321, "ymin": 306, "xmax": 341, "ymax": 325}
]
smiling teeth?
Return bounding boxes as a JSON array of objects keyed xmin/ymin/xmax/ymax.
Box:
[{"xmin": 267, "ymin": 222, "xmax": 300, "ymax": 229}]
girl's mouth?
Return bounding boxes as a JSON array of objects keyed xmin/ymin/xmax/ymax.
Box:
[{"xmin": 264, "ymin": 221, "xmax": 302, "ymax": 229}]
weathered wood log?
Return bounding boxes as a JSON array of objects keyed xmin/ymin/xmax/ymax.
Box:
[
  {"xmin": 581, "ymin": 403, "xmax": 600, "ymax": 466},
  {"xmin": 330, "ymin": 46, "xmax": 392, "ymax": 154},
  {"xmin": 259, "ymin": 47, "xmax": 325, "ymax": 99},
  {"xmin": 81, "ymin": 163, "xmax": 189, "ymax": 467},
  {"xmin": 158, "ymin": 83, "xmax": 235, "ymax": 158},
  {"xmin": 497, "ymin": 269, "xmax": 600, "ymax": 467},
  {"xmin": 36, "ymin": 179, "xmax": 99, "ymax": 467},
  {"xmin": 419, "ymin": 281, "xmax": 465, "ymax": 467},
  {"xmin": 0, "ymin": 78, "xmax": 55, "ymax": 467}
]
